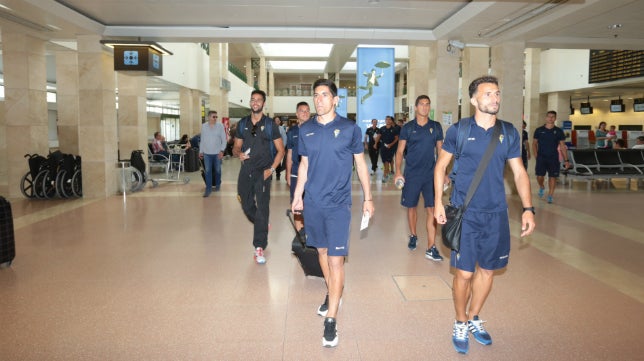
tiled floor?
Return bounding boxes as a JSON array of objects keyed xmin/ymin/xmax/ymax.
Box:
[{"xmin": 1, "ymin": 156, "xmax": 643, "ymax": 360}]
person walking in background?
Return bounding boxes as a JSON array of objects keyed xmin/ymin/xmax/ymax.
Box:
[
  {"xmin": 393, "ymin": 95, "xmax": 444, "ymax": 260},
  {"xmin": 434, "ymin": 75, "xmax": 535, "ymax": 355},
  {"xmin": 233, "ymin": 90, "xmax": 285, "ymax": 265},
  {"xmin": 199, "ymin": 110, "xmax": 227, "ymax": 197},
  {"xmin": 364, "ymin": 118, "xmax": 380, "ymax": 175},
  {"xmin": 291, "ymin": 79, "xmax": 374, "ymax": 348},
  {"xmin": 273, "ymin": 116, "xmax": 288, "ymax": 180},
  {"xmin": 374, "ymin": 115, "xmax": 399, "ymax": 182},
  {"xmin": 522, "ymin": 120, "xmax": 531, "ymax": 169},
  {"xmin": 532, "ymin": 111, "xmax": 569, "ymax": 204},
  {"xmin": 285, "ymin": 101, "xmax": 310, "ymax": 232}
]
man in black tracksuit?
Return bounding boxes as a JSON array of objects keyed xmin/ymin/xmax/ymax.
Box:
[{"xmin": 233, "ymin": 90, "xmax": 285, "ymax": 264}]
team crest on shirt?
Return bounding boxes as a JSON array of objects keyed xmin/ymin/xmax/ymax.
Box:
[
  {"xmin": 430, "ymin": 128, "xmax": 434, "ymax": 134},
  {"xmin": 499, "ymin": 134, "xmax": 504, "ymax": 143},
  {"xmin": 261, "ymin": 126, "xmax": 265, "ymax": 132},
  {"xmin": 334, "ymin": 129, "xmax": 340, "ymax": 138}
]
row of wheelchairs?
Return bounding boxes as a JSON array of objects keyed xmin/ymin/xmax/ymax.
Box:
[{"xmin": 20, "ymin": 151, "xmax": 82, "ymax": 199}]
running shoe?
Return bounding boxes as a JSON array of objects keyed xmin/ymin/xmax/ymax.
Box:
[
  {"xmin": 322, "ymin": 317, "xmax": 338, "ymax": 347},
  {"xmin": 538, "ymin": 187, "xmax": 545, "ymax": 198},
  {"xmin": 254, "ymin": 247, "xmax": 266, "ymax": 264},
  {"xmin": 452, "ymin": 320, "xmax": 469, "ymax": 354},
  {"xmin": 317, "ymin": 294, "xmax": 342, "ymax": 317},
  {"xmin": 425, "ymin": 246, "xmax": 444, "ymax": 261},
  {"xmin": 547, "ymin": 195, "xmax": 553, "ymax": 204},
  {"xmin": 468, "ymin": 315, "xmax": 492, "ymax": 345},
  {"xmin": 408, "ymin": 234, "xmax": 418, "ymax": 250}
]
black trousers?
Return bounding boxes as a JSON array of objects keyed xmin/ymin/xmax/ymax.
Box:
[
  {"xmin": 237, "ymin": 167, "xmax": 272, "ymax": 249},
  {"xmin": 368, "ymin": 147, "xmax": 379, "ymax": 172}
]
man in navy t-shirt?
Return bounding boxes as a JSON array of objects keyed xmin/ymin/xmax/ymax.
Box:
[
  {"xmin": 434, "ymin": 76, "xmax": 535, "ymax": 355},
  {"xmin": 374, "ymin": 116, "xmax": 399, "ymax": 182},
  {"xmin": 285, "ymin": 101, "xmax": 310, "ymax": 232},
  {"xmin": 393, "ymin": 95, "xmax": 445, "ymax": 261},
  {"xmin": 532, "ymin": 110, "xmax": 569, "ymax": 204},
  {"xmin": 291, "ymin": 79, "xmax": 374, "ymax": 348}
]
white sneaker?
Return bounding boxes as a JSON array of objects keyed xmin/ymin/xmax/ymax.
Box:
[{"xmin": 254, "ymin": 247, "xmax": 266, "ymax": 264}]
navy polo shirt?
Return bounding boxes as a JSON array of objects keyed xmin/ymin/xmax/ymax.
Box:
[
  {"xmin": 533, "ymin": 125, "xmax": 565, "ymax": 157},
  {"xmin": 236, "ymin": 116, "xmax": 281, "ymax": 172},
  {"xmin": 399, "ymin": 118, "xmax": 443, "ymax": 178},
  {"xmin": 286, "ymin": 125, "xmax": 301, "ymax": 175},
  {"xmin": 442, "ymin": 119, "xmax": 521, "ymax": 212},
  {"xmin": 379, "ymin": 125, "xmax": 399, "ymax": 145},
  {"xmin": 298, "ymin": 115, "xmax": 363, "ymax": 208}
]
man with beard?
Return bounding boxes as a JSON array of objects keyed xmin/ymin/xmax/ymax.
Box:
[{"xmin": 233, "ymin": 90, "xmax": 285, "ymax": 264}]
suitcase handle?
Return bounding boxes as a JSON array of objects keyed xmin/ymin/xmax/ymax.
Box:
[{"xmin": 285, "ymin": 209, "xmax": 306, "ymax": 245}]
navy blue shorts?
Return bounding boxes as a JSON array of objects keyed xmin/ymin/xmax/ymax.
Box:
[
  {"xmin": 380, "ymin": 147, "xmax": 395, "ymax": 162},
  {"xmin": 450, "ymin": 210, "xmax": 510, "ymax": 272},
  {"xmin": 304, "ymin": 204, "xmax": 351, "ymax": 257},
  {"xmin": 401, "ymin": 175, "xmax": 435, "ymax": 208},
  {"xmin": 535, "ymin": 155, "xmax": 560, "ymax": 177}
]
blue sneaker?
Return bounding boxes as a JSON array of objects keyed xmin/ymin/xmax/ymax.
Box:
[
  {"xmin": 547, "ymin": 195, "xmax": 553, "ymax": 204},
  {"xmin": 408, "ymin": 234, "xmax": 417, "ymax": 250},
  {"xmin": 425, "ymin": 246, "xmax": 444, "ymax": 261},
  {"xmin": 452, "ymin": 320, "xmax": 469, "ymax": 354},
  {"xmin": 538, "ymin": 188, "xmax": 545, "ymax": 198},
  {"xmin": 468, "ymin": 316, "xmax": 492, "ymax": 345}
]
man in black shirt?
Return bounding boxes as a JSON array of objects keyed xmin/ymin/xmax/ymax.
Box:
[
  {"xmin": 364, "ymin": 119, "xmax": 380, "ymax": 175},
  {"xmin": 233, "ymin": 90, "xmax": 285, "ymax": 264}
]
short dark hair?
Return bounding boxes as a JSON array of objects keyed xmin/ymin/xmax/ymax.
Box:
[
  {"xmin": 313, "ymin": 78, "xmax": 338, "ymax": 97},
  {"xmin": 296, "ymin": 101, "xmax": 309, "ymax": 109},
  {"xmin": 415, "ymin": 95, "xmax": 430, "ymax": 107},
  {"xmin": 547, "ymin": 110, "xmax": 557, "ymax": 118},
  {"xmin": 207, "ymin": 110, "xmax": 217, "ymax": 117},
  {"xmin": 468, "ymin": 75, "xmax": 499, "ymax": 98},
  {"xmin": 154, "ymin": 131, "xmax": 160, "ymax": 138},
  {"xmin": 251, "ymin": 90, "xmax": 266, "ymax": 102},
  {"xmin": 615, "ymin": 139, "xmax": 627, "ymax": 148}
]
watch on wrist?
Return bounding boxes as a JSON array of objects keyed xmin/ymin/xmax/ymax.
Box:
[
  {"xmin": 270, "ymin": 167, "xmax": 275, "ymax": 174},
  {"xmin": 523, "ymin": 207, "xmax": 536, "ymax": 215}
]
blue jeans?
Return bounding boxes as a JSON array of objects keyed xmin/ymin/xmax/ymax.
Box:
[{"xmin": 203, "ymin": 153, "xmax": 222, "ymax": 191}]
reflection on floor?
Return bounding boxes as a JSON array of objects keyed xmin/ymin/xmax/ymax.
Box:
[{"xmin": 1, "ymin": 157, "xmax": 642, "ymax": 360}]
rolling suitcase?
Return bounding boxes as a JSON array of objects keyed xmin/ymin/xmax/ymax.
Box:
[
  {"xmin": 0, "ymin": 196, "xmax": 16, "ymax": 268},
  {"xmin": 286, "ymin": 209, "xmax": 323, "ymax": 278},
  {"xmin": 184, "ymin": 148, "xmax": 199, "ymax": 172}
]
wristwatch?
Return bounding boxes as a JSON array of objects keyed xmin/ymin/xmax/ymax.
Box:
[
  {"xmin": 522, "ymin": 207, "xmax": 536, "ymax": 215},
  {"xmin": 270, "ymin": 167, "xmax": 275, "ymax": 174}
]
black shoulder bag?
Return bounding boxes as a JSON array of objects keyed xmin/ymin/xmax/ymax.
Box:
[{"xmin": 442, "ymin": 121, "xmax": 502, "ymax": 252}]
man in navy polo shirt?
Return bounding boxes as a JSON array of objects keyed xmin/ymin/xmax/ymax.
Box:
[
  {"xmin": 532, "ymin": 110, "xmax": 569, "ymax": 204},
  {"xmin": 291, "ymin": 79, "xmax": 374, "ymax": 348},
  {"xmin": 434, "ymin": 76, "xmax": 536, "ymax": 355},
  {"xmin": 393, "ymin": 95, "xmax": 444, "ymax": 260},
  {"xmin": 285, "ymin": 101, "xmax": 310, "ymax": 232}
]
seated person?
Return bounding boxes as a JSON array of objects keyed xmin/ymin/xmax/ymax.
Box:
[
  {"xmin": 151, "ymin": 131, "xmax": 169, "ymax": 158},
  {"xmin": 179, "ymin": 134, "xmax": 192, "ymax": 149},
  {"xmin": 613, "ymin": 139, "xmax": 626, "ymax": 149},
  {"xmin": 633, "ymin": 136, "xmax": 644, "ymax": 150}
]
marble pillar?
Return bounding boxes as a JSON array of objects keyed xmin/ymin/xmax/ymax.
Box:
[
  {"xmin": 268, "ymin": 69, "xmax": 275, "ymax": 116},
  {"xmin": 490, "ymin": 41, "xmax": 525, "ymax": 129},
  {"xmin": 524, "ymin": 48, "xmax": 542, "ymax": 134},
  {"xmin": 117, "ymin": 71, "xmax": 148, "ymax": 165},
  {"xmin": 0, "ymin": 102, "xmax": 6, "ymax": 194},
  {"xmin": 432, "ymin": 40, "xmax": 460, "ymax": 126},
  {"xmin": 461, "ymin": 47, "xmax": 490, "ymax": 119},
  {"xmin": 3, "ymin": 32, "xmax": 48, "ymax": 198},
  {"xmin": 77, "ymin": 35, "xmax": 118, "ymax": 197},
  {"xmin": 547, "ymin": 92, "xmax": 572, "ymax": 125},
  {"xmin": 259, "ymin": 57, "xmax": 267, "ymax": 94},
  {"xmin": 55, "ymin": 51, "xmax": 81, "ymax": 155},
  {"xmin": 209, "ymin": 43, "xmax": 229, "ymax": 116},
  {"xmin": 407, "ymin": 46, "xmax": 431, "ymax": 120},
  {"xmin": 180, "ymin": 87, "xmax": 202, "ymax": 137}
]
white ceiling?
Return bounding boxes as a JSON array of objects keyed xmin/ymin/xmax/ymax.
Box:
[{"xmin": 0, "ymin": 0, "xmax": 643, "ymax": 104}]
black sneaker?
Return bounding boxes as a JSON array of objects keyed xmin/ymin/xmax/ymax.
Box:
[
  {"xmin": 317, "ymin": 294, "xmax": 329, "ymax": 317},
  {"xmin": 408, "ymin": 234, "xmax": 418, "ymax": 250},
  {"xmin": 322, "ymin": 317, "xmax": 338, "ymax": 347},
  {"xmin": 425, "ymin": 246, "xmax": 444, "ymax": 261}
]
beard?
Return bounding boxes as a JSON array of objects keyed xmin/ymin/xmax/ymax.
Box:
[{"xmin": 478, "ymin": 104, "xmax": 499, "ymax": 115}]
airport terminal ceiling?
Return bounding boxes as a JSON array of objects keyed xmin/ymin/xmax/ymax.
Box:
[{"xmin": 0, "ymin": 0, "xmax": 643, "ymax": 108}]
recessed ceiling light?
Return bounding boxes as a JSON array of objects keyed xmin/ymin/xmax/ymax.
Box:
[
  {"xmin": 608, "ymin": 24, "xmax": 622, "ymax": 30},
  {"xmin": 0, "ymin": 4, "xmax": 12, "ymax": 11}
]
